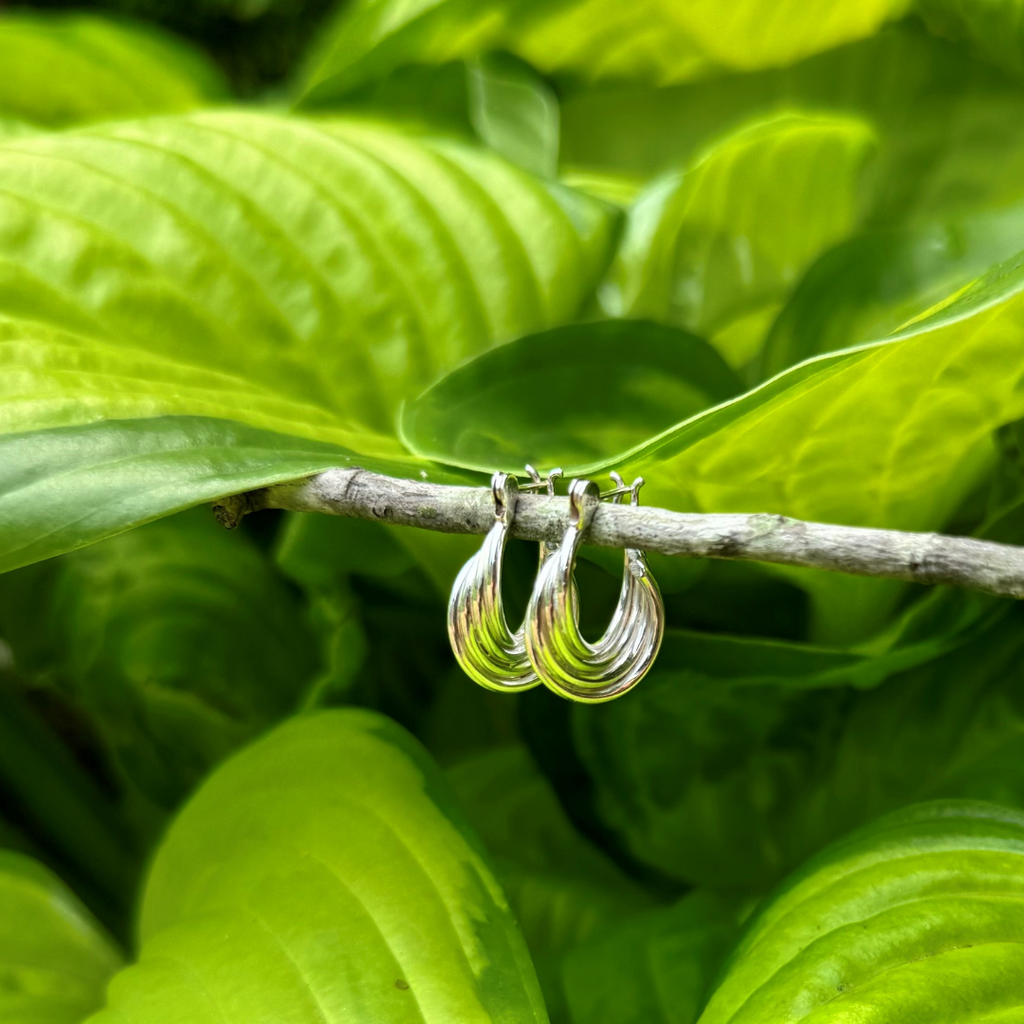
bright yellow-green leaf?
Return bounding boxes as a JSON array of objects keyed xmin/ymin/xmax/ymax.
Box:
[
  {"xmin": 0, "ymin": 109, "xmax": 614, "ymax": 570},
  {"xmin": 0, "ymin": 850, "xmax": 122, "ymax": 1024},
  {"xmin": 602, "ymin": 112, "xmax": 877, "ymax": 365},
  {"xmin": 86, "ymin": 710, "xmax": 548, "ymax": 1022},
  {"xmin": 699, "ymin": 801, "xmax": 1024, "ymax": 1024},
  {"xmin": 299, "ymin": 0, "xmax": 911, "ymax": 104},
  {"xmin": 0, "ymin": 12, "xmax": 227, "ymax": 127}
]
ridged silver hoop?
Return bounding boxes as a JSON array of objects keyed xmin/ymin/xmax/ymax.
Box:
[
  {"xmin": 524, "ymin": 478, "xmax": 664, "ymax": 703},
  {"xmin": 447, "ymin": 472, "xmax": 540, "ymax": 692}
]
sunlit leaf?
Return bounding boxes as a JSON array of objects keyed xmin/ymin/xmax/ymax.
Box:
[
  {"xmin": 700, "ymin": 800, "xmax": 1024, "ymax": 1024},
  {"xmin": 602, "ymin": 112, "xmax": 876, "ymax": 366},
  {"xmin": 0, "ymin": 109, "xmax": 613, "ymax": 569},
  {"xmin": 300, "ymin": 0, "xmax": 910, "ymax": 104},
  {"xmin": 757, "ymin": 201, "xmax": 1024, "ymax": 379},
  {"xmin": 0, "ymin": 850, "xmax": 122, "ymax": 1024},
  {"xmin": 0, "ymin": 11, "xmax": 227, "ymax": 127},
  {"xmin": 561, "ymin": 25, "xmax": 1024, "ymax": 225},
  {"xmin": 401, "ymin": 318, "xmax": 740, "ymax": 471},
  {"xmin": 86, "ymin": 710, "xmax": 548, "ymax": 1022}
]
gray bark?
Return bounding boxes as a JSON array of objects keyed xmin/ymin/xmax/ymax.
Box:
[{"xmin": 215, "ymin": 468, "xmax": 1024, "ymax": 600}]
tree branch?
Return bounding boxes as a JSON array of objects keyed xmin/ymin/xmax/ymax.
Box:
[{"xmin": 217, "ymin": 468, "xmax": 1024, "ymax": 600}]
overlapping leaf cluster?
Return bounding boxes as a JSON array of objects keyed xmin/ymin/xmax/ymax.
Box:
[{"xmin": 4, "ymin": 0, "xmax": 1024, "ymax": 1021}]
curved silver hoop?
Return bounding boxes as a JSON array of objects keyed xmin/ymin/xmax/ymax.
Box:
[
  {"xmin": 447, "ymin": 469, "xmax": 561, "ymax": 693},
  {"xmin": 524, "ymin": 476, "xmax": 664, "ymax": 703}
]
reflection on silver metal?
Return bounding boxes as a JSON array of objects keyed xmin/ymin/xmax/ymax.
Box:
[
  {"xmin": 524, "ymin": 475, "xmax": 665, "ymax": 703},
  {"xmin": 448, "ymin": 468, "xmax": 562, "ymax": 693}
]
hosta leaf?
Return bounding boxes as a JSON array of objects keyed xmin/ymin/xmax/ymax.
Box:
[
  {"xmin": 574, "ymin": 605, "xmax": 1024, "ymax": 889},
  {"xmin": 300, "ymin": 0, "xmax": 909, "ymax": 104},
  {"xmin": 560, "ymin": 25, "xmax": 1024, "ymax": 225},
  {"xmin": 0, "ymin": 508, "xmax": 319, "ymax": 807},
  {"xmin": 87, "ymin": 710, "xmax": 547, "ymax": 1022},
  {"xmin": 447, "ymin": 745, "xmax": 653, "ymax": 1021},
  {"xmin": 0, "ymin": 12, "xmax": 227, "ymax": 127},
  {"xmin": 401, "ymin": 319, "xmax": 740, "ymax": 472},
  {"xmin": 758, "ymin": 201, "xmax": 1024, "ymax": 379},
  {"xmin": 918, "ymin": 0, "xmax": 1024, "ymax": 80},
  {"xmin": 606, "ymin": 251, "xmax": 1024, "ymax": 639},
  {"xmin": 0, "ymin": 851, "xmax": 122, "ymax": 1024},
  {"xmin": 699, "ymin": 800, "xmax": 1024, "ymax": 1024},
  {"xmin": 0, "ymin": 110, "xmax": 613, "ymax": 569},
  {"xmin": 602, "ymin": 112, "xmax": 876, "ymax": 367},
  {"xmin": 562, "ymin": 891, "xmax": 741, "ymax": 1024}
]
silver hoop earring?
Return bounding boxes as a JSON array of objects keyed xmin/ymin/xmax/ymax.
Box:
[
  {"xmin": 448, "ymin": 467, "xmax": 561, "ymax": 692},
  {"xmin": 524, "ymin": 475, "xmax": 664, "ymax": 703}
]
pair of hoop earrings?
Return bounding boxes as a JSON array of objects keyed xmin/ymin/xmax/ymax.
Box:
[{"xmin": 448, "ymin": 467, "xmax": 665, "ymax": 703}]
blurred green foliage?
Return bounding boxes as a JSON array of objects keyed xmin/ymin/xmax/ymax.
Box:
[{"xmin": 4, "ymin": 0, "xmax": 1024, "ymax": 1019}]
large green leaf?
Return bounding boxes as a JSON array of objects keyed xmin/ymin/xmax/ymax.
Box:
[
  {"xmin": 299, "ymin": 0, "xmax": 910, "ymax": 105},
  {"xmin": 560, "ymin": 25, "xmax": 1024, "ymax": 225},
  {"xmin": 447, "ymin": 745, "xmax": 653, "ymax": 1022},
  {"xmin": 86, "ymin": 710, "xmax": 547, "ymax": 1022},
  {"xmin": 0, "ymin": 850, "xmax": 122, "ymax": 1024},
  {"xmin": 574, "ymin": 605, "xmax": 1024, "ymax": 889},
  {"xmin": 0, "ymin": 110, "xmax": 613, "ymax": 569},
  {"xmin": 0, "ymin": 11, "xmax": 227, "ymax": 127},
  {"xmin": 562, "ymin": 891, "xmax": 742, "ymax": 1024},
  {"xmin": 0, "ymin": 508, "xmax": 319, "ymax": 807},
  {"xmin": 603, "ymin": 113, "xmax": 877, "ymax": 367},
  {"xmin": 699, "ymin": 800, "xmax": 1024, "ymax": 1024},
  {"xmin": 917, "ymin": 0, "xmax": 1024, "ymax": 80},
  {"xmin": 401, "ymin": 319, "xmax": 740, "ymax": 472},
  {"xmin": 757, "ymin": 201, "xmax": 1024, "ymax": 379}
]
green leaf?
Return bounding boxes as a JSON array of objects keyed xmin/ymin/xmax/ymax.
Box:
[
  {"xmin": 401, "ymin": 319, "xmax": 740, "ymax": 472},
  {"xmin": 562, "ymin": 891, "xmax": 742, "ymax": 1024},
  {"xmin": 560, "ymin": 25, "xmax": 1024, "ymax": 225},
  {"xmin": 917, "ymin": 0, "xmax": 1024, "ymax": 80},
  {"xmin": 0, "ymin": 109, "xmax": 614, "ymax": 569},
  {"xmin": 86, "ymin": 710, "xmax": 548, "ymax": 1022},
  {"xmin": 602, "ymin": 250, "xmax": 1024, "ymax": 640},
  {"xmin": 0, "ymin": 11, "xmax": 227, "ymax": 127},
  {"xmin": 574, "ymin": 605, "xmax": 1024, "ymax": 890},
  {"xmin": 603, "ymin": 112, "xmax": 877, "ymax": 367},
  {"xmin": 468, "ymin": 53, "xmax": 559, "ymax": 178},
  {"xmin": 699, "ymin": 800, "xmax": 1024, "ymax": 1024},
  {"xmin": 0, "ymin": 850, "xmax": 122, "ymax": 1024},
  {"xmin": 299, "ymin": 0, "xmax": 910, "ymax": 105},
  {"xmin": 447, "ymin": 744, "xmax": 653, "ymax": 1023},
  {"xmin": 757, "ymin": 201, "xmax": 1024, "ymax": 379},
  {"xmin": 0, "ymin": 507, "xmax": 319, "ymax": 807}
]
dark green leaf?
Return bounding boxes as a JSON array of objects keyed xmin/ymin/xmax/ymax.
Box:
[
  {"xmin": 447, "ymin": 744, "xmax": 653, "ymax": 1022},
  {"xmin": 917, "ymin": 0, "xmax": 1024, "ymax": 80},
  {"xmin": 0, "ymin": 507, "xmax": 319, "ymax": 807},
  {"xmin": 401, "ymin": 319, "xmax": 740, "ymax": 472},
  {"xmin": 563, "ymin": 891, "xmax": 742, "ymax": 1024},
  {"xmin": 86, "ymin": 711, "xmax": 548, "ymax": 1022},
  {"xmin": 574, "ymin": 606, "xmax": 1024, "ymax": 890}
]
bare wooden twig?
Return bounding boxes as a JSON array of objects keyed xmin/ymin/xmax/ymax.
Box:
[{"xmin": 214, "ymin": 468, "xmax": 1024, "ymax": 600}]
